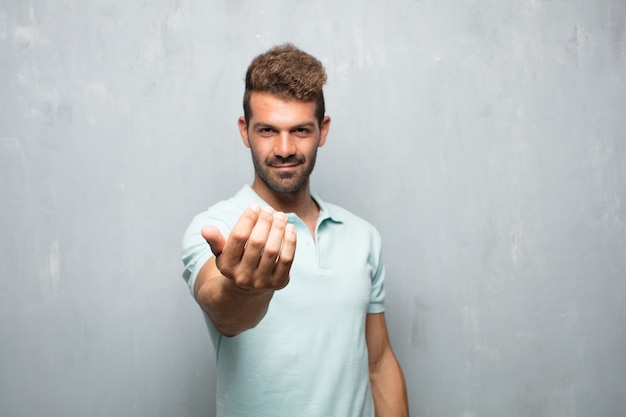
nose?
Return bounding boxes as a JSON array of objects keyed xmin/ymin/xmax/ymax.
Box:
[{"xmin": 274, "ymin": 132, "xmax": 296, "ymax": 158}]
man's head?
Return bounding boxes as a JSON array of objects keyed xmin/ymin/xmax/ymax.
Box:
[
  {"xmin": 243, "ymin": 44, "xmax": 327, "ymax": 127},
  {"xmin": 239, "ymin": 45, "xmax": 331, "ymax": 198}
]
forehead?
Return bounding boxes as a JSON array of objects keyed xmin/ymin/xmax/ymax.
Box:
[{"xmin": 248, "ymin": 92, "xmax": 317, "ymax": 126}]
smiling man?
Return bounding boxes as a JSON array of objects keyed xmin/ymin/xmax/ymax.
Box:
[{"xmin": 181, "ymin": 44, "xmax": 409, "ymax": 417}]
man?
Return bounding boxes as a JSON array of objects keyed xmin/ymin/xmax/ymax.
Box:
[{"xmin": 182, "ymin": 44, "xmax": 408, "ymax": 417}]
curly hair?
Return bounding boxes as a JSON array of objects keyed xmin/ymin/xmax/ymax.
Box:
[{"xmin": 243, "ymin": 44, "xmax": 327, "ymax": 126}]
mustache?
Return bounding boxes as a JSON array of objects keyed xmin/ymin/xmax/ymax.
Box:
[{"xmin": 267, "ymin": 156, "xmax": 305, "ymax": 166}]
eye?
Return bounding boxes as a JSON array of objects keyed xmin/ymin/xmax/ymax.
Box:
[
  {"xmin": 257, "ymin": 127, "xmax": 275, "ymax": 137},
  {"xmin": 293, "ymin": 127, "xmax": 313, "ymax": 137}
]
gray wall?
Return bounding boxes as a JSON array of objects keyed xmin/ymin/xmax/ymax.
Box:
[{"xmin": 1, "ymin": 1, "xmax": 625, "ymax": 416}]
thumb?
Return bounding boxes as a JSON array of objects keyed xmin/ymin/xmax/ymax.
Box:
[{"xmin": 201, "ymin": 225, "xmax": 226, "ymax": 256}]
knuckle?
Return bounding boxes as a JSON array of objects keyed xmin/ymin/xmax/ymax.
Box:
[
  {"xmin": 262, "ymin": 247, "xmax": 279, "ymax": 259},
  {"xmin": 274, "ymin": 275, "xmax": 290, "ymax": 290},
  {"xmin": 250, "ymin": 281, "xmax": 265, "ymax": 291},
  {"xmin": 234, "ymin": 276, "xmax": 253, "ymax": 289},
  {"xmin": 215, "ymin": 259, "xmax": 232, "ymax": 275},
  {"xmin": 218, "ymin": 265, "xmax": 234, "ymax": 278},
  {"xmin": 278, "ymin": 253, "xmax": 294, "ymax": 265},
  {"xmin": 271, "ymin": 219, "xmax": 286, "ymax": 230},
  {"xmin": 247, "ymin": 278, "xmax": 267, "ymax": 291},
  {"xmin": 242, "ymin": 208, "xmax": 261, "ymax": 222},
  {"xmin": 230, "ymin": 228, "xmax": 249, "ymax": 242},
  {"xmin": 259, "ymin": 211, "xmax": 274, "ymax": 222},
  {"xmin": 246, "ymin": 237, "xmax": 265, "ymax": 250}
]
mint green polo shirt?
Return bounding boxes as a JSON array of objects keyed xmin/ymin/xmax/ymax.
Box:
[{"xmin": 182, "ymin": 185, "xmax": 386, "ymax": 417}]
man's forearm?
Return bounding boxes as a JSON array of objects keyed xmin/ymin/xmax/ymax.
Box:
[
  {"xmin": 196, "ymin": 274, "xmax": 275, "ymax": 337},
  {"xmin": 370, "ymin": 353, "xmax": 409, "ymax": 417}
]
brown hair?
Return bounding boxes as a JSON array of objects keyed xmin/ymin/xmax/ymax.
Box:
[{"xmin": 243, "ymin": 44, "xmax": 327, "ymax": 126}]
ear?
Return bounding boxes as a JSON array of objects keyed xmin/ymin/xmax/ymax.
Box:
[
  {"xmin": 318, "ymin": 116, "xmax": 331, "ymax": 147},
  {"xmin": 238, "ymin": 116, "xmax": 250, "ymax": 148}
]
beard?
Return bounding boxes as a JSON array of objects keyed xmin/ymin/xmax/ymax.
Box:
[{"xmin": 251, "ymin": 150, "xmax": 318, "ymax": 194}]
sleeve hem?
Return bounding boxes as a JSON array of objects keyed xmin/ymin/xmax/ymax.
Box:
[
  {"xmin": 367, "ymin": 303, "xmax": 385, "ymax": 314},
  {"xmin": 187, "ymin": 251, "xmax": 213, "ymax": 300}
]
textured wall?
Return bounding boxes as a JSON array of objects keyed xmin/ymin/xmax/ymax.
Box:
[{"xmin": 1, "ymin": 1, "xmax": 625, "ymax": 416}]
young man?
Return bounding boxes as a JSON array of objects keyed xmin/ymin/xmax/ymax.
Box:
[{"xmin": 182, "ymin": 44, "xmax": 409, "ymax": 417}]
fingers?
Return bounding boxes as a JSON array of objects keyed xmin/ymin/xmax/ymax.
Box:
[
  {"xmin": 273, "ymin": 223, "xmax": 297, "ymax": 288},
  {"xmin": 225, "ymin": 204, "xmax": 262, "ymax": 252},
  {"xmin": 253, "ymin": 211, "xmax": 296, "ymax": 289},
  {"xmin": 215, "ymin": 204, "xmax": 297, "ymax": 290},
  {"xmin": 218, "ymin": 204, "xmax": 262, "ymax": 269},
  {"xmin": 240, "ymin": 206, "xmax": 277, "ymax": 271},
  {"xmin": 256, "ymin": 211, "xmax": 290, "ymax": 280}
]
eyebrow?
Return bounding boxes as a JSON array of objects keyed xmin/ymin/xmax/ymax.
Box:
[
  {"xmin": 292, "ymin": 122, "xmax": 317, "ymax": 130},
  {"xmin": 251, "ymin": 122, "xmax": 317, "ymax": 130},
  {"xmin": 251, "ymin": 122, "xmax": 276, "ymax": 130}
]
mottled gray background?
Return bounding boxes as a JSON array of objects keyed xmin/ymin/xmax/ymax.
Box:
[{"xmin": 1, "ymin": 1, "xmax": 625, "ymax": 416}]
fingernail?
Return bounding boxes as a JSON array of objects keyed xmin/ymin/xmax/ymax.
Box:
[
  {"xmin": 250, "ymin": 204, "xmax": 261, "ymax": 212},
  {"xmin": 274, "ymin": 211, "xmax": 286, "ymax": 221},
  {"xmin": 286, "ymin": 224, "xmax": 296, "ymax": 234},
  {"xmin": 262, "ymin": 206, "xmax": 275, "ymax": 214}
]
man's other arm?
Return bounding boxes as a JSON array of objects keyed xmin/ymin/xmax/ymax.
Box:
[{"xmin": 366, "ymin": 312, "xmax": 409, "ymax": 417}]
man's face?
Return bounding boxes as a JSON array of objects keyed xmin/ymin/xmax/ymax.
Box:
[{"xmin": 239, "ymin": 92, "xmax": 330, "ymax": 195}]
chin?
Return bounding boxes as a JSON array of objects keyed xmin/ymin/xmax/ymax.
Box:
[{"xmin": 268, "ymin": 179, "xmax": 307, "ymax": 194}]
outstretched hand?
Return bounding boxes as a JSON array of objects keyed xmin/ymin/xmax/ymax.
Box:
[{"xmin": 201, "ymin": 205, "xmax": 297, "ymax": 291}]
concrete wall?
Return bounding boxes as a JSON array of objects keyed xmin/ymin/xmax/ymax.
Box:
[{"xmin": 1, "ymin": 1, "xmax": 625, "ymax": 416}]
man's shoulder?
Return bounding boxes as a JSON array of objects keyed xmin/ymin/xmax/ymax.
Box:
[
  {"xmin": 321, "ymin": 199, "xmax": 379, "ymax": 233},
  {"xmin": 188, "ymin": 187, "xmax": 249, "ymax": 232},
  {"xmin": 200, "ymin": 186, "xmax": 256, "ymax": 216},
  {"xmin": 206, "ymin": 194, "xmax": 242, "ymax": 215}
]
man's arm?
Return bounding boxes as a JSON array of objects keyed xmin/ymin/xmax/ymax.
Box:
[
  {"xmin": 194, "ymin": 205, "xmax": 296, "ymax": 337},
  {"xmin": 366, "ymin": 312, "xmax": 409, "ymax": 417}
]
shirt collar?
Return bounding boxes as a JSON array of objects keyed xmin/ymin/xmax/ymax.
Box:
[{"xmin": 234, "ymin": 185, "xmax": 344, "ymax": 224}]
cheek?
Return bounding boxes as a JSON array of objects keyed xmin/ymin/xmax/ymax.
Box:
[
  {"xmin": 304, "ymin": 143, "xmax": 321, "ymax": 157},
  {"xmin": 249, "ymin": 142, "xmax": 273, "ymax": 163}
]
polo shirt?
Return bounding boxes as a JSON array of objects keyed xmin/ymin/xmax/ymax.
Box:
[{"xmin": 181, "ymin": 185, "xmax": 386, "ymax": 417}]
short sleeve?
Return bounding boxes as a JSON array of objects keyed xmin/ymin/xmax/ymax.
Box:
[
  {"xmin": 181, "ymin": 212, "xmax": 231, "ymax": 299},
  {"xmin": 368, "ymin": 229, "xmax": 386, "ymax": 314}
]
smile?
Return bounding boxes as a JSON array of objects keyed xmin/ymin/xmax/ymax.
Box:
[{"xmin": 270, "ymin": 163, "xmax": 300, "ymax": 169}]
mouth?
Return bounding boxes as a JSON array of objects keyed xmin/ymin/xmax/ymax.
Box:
[
  {"xmin": 272, "ymin": 163, "xmax": 298, "ymax": 168},
  {"xmin": 269, "ymin": 164, "xmax": 301, "ymax": 180},
  {"xmin": 272, "ymin": 166, "xmax": 298, "ymax": 177},
  {"xmin": 270, "ymin": 161, "xmax": 301, "ymax": 170}
]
